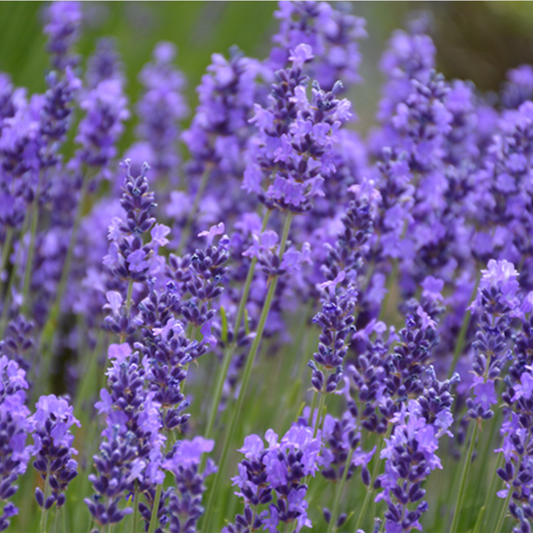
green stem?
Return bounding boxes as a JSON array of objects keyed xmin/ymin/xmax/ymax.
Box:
[
  {"xmin": 449, "ymin": 422, "xmax": 478, "ymax": 533},
  {"xmin": 40, "ymin": 474, "xmax": 51, "ymax": 533},
  {"xmin": 177, "ymin": 164, "xmax": 211, "ymax": 255},
  {"xmin": 295, "ymin": 307, "xmax": 315, "ymax": 383},
  {"xmin": 327, "ymin": 448, "xmax": 355, "ymax": 533},
  {"xmin": 313, "ymin": 383, "xmax": 328, "ymax": 438},
  {"xmin": 61, "ymin": 503, "xmax": 67, "ymax": 533},
  {"xmin": 53, "ymin": 506, "xmax": 59, "ymax": 533},
  {"xmin": 132, "ymin": 486, "xmax": 140, "ymax": 533},
  {"xmin": 472, "ymin": 507, "xmax": 486, "ymax": 533},
  {"xmin": 448, "ymin": 274, "xmax": 480, "ymax": 378},
  {"xmin": 494, "ymin": 483, "xmax": 513, "ymax": 533},
  {"xmin": 147, "ymin": 483, "xmax": 163, "ymax": 533},
  {"xmin": 74, "ymin": 330, "xmax": 105, "ymax": 422},
  {"xmin": 203, "ymin": 210, "xmax": 270, "ymax": 442},
  {"xmin": 308, "ymin": 392, "xmax": 317, "ymax": 426},
  {"xmin": 126, "ymin": 279, "xmax": 134, "ymax": 314},
  {"xmin": 0, "ymin": 227, "xmax": 13, "ymax": 289},
  {"xmin": 469, "ymin": 410, "xmax": 501, "ymax": 526},
  {"xmin": 21, "ymin": 174, "xmax": 40, "ymax": 314},
  {"xmin": 201, "ymin": 212, "xmax": 293, "ymax": 533},
  {"xmin": 481, "ymin": 453, "xmax": 503, "ymax": 532},
  {"xmin": 354, "ymin": 427, "xmax": 389, "ymax": 533}
]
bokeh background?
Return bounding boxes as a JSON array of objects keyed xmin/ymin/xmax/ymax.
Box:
[{"xmin": 2, "ymin": 1, "xmax": 533, "ymax": 147}]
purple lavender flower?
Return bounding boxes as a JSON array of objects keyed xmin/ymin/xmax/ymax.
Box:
[
  {"xmin": 369, "ymin": 148, "xmax": 414, "ymax": 262},
  {"xmin": 374, "ymin": 368, "xmax": 456, "ymax": 533},
  {"xmin": 85, "ymin": 38, "xmax": 124, "ymax": 90},
  {"xmin": 477, "ymin": 102, "xmax": 533, "ymax": 277},
  {"xmin": 493, "ymin": 290, "xmax": 533, "ymax": 533},
  {"xmin": 308, "ymin": 181, "xmax": 378, "ymax": 400},
  {"xmin": 374, "ymin": 399, "xmax": 449, "ymax": 533},
  {"xmin": 40, "ymin": 67, "xmax": 81, "ymax": 167},
  {"xmin": 502, "ymin": 64, "xmax": 533, "ymax": 110},
  {"xmin": 308, "ymin": 285, "xmax": 357, "ymax": 396},
  {"xmin": 183, "ymin": 48, "xmax": 257, "ymax": 182},
  {"xmin": 466, "ymin": 260, "xmax": 519, "ymax": 421},
  {"xmin": 244, "ymin": 44, "xmax": 352, "ymax": 214},
  {"xmin": 135, "ymin": 292, "xmax": 196, "ymax": 434},
  {"xmin": 0, "ymin": 92, "xmax": 42, "ymax": 259},
  {"xmin": 497, "ymin": 365, "xmax": 533, "ymax": 533},
  {"xmin": 225, "ymin": 425, "xmax": 321, "ymax": 533},
  {"xmin": 0, "ymin": 315, "xmax": 34, "ymax": 372},
  {"xmin": 348, "ymin": 322, "xmax": 396, "ymax": 435},
  {"xmin": 162, "ymin": 437, "xmax": 216, "ymax": 533},
  {"xmin": 85, "ymin": 344, "xmax": 164, "ymax": 527},
  {"xmin": 269, "ymin": 1, "xmax": 366, "ymax": 92},
  {"xmin": 103, "ymin": 161, "xmax": 166, "ymax": 295},
  {"xmin": 43, "ymin": 1, "xmax": 83, "ymax": 71},
  {"xmin": 0, "ymin": 356, "xmax": 30, "ymax": 531},
  {"xmin": 319, "ymin": 410, "xmax": 375, "ymax": 488},
  {"xmin": 178, "ymin": 48, "xmax": 260, "ymax": 249},
  {"xmin": 377, "ymin": 19, "xmax": 435, "ymax": 123},
  {"xmin": 74, "ymin": 78, "xmax": 129, "ymax": 173},
  {"xmin": 129, "ymin": 41, "xmax": 188, "ymax": 185},
  {"xmin": 29, "ymin": 395, "xmax": 80, "ymax": 510},
  {"xmin": 0, "ymin": 74, "xmax": 19, "ymax": 131}
]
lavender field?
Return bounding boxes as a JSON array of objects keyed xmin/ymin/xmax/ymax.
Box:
[{"xmin": 1, "ymin": 2, "xmax": 533, "ymax": 532}]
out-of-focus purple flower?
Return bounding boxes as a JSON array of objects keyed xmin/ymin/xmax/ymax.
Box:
[
  {"xmin": 182, "ymin": 48, "xmax": 258, "ymax": 181},
  {"xmin": 0, "ymin": 315, "xmax": 34, "ymax": 373},
  {"xmin": 85, "ymin": 38, "xmax": 124, "ymax": 89},
  {"xmin": 198, "ymin": 222, "xmax": 225, "ymax": 246},
  {"xmin": 502, "ymin": 64, "xmax": 533, "ymax": 109},
  {"xmin": 74, "ymin": 78, "xmax": 129, "ymax": 173},
  {"xmin": 476, "ymin": 101, "xmax": 533, "ymax": 276},
  {"xmin": 471, "ymin": 259, "xmax": 520, "ymax": 312},
  {"xmin": 269, "ymin": 1, "xmax": 366, "ymax": 92},
  {"xmin": 377, "ymin": 19, "xmax": 435, "ymax": 122},
  {"xmin": 43, "ymin": 1, "xmax": 83, "ymax": 70},
  {"xmin": 319, "ymin": 410, "xmax": 375, "ymax": 495},
  {"xmin": 39, "ymin": 68, "xmax": 81, "ymax": 168},
  {"xmin": 129, "ymin": 41, "xmax": 187, "ymax": 185},
  {"xmin": 0, "ymin": 74, "xmax": 17, "ymax": 131},
  {"xmin": 177, "ymin": 47, "xmax": 260, "ymax": 250}
]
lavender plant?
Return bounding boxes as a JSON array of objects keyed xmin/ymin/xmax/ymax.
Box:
[{"xmin": 2, "ymin": 2, "xmax": 533, "ymax": 533}]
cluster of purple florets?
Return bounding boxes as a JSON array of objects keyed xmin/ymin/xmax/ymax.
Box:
[{"xmin": 4, "ymin": 1, "xmax": 533, "ymax": 532}]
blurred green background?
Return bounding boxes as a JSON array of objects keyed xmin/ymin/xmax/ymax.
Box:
[{"xmin": 1, "ymin": 1, "xmax": 533, "ymax": 141}]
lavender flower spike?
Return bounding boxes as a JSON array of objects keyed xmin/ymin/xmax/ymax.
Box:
[
  {"xmin": 244, "ymin": 43, "xmax": 352, "ymax": 214},
  {"xmin": 163, "ymin": 437, "xmax": 217, "ymax": 533},
  {"xmin": 43, "ymin": 1, "xmax": 83, "ymax": 71},
  {"xmin": 225, "ymin": 425, "xmax": 321, "ymax": 533},
  {"xmin": 466, "ymin": 259, "xmax": 519, "ymax": 422},
  {"xmin": 74, "ymin": 78, "xmax": 129, "ymax": 175},
  {"xmin": 29, "ymin": 395, "xmax": 80, "ymax": 511},
  {"xmin": 0, "ymin": 356, "xmax": 31, "ymax": 531}
]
